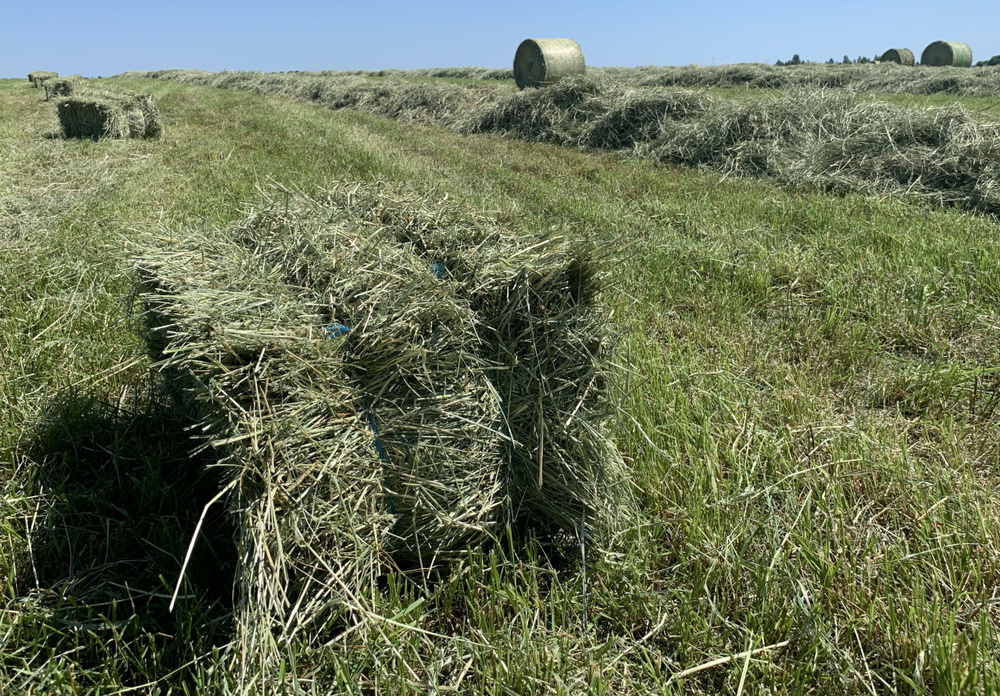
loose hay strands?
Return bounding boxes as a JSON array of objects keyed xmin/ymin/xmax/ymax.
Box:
[
  {"xmin": 130, "ymin": 69, "xmax": 1000, "ymax": 216},
  {"xmin": 135, "ymin": 182, "xmax": 631, "ymax": 688},
  {"xmin": 57, "ymin": 89, "xmax": 161, "ymax": 139}
]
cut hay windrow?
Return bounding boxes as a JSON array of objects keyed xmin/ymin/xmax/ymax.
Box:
[
  {"xmin": 127, "ymin": 69, "xmax": 1000, "ymax": 216},
  {"xmin": 135, "ymin": 182, "xmax": 630, "ymax": 687},
  {"xmin": 57, "ymin": 89, "xmax": 161, "ymax": 139}
]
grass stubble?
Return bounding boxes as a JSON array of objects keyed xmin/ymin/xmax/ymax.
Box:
[{"xmin": 0, "ymin": 69, "xmax": 998, "ymax": 693}]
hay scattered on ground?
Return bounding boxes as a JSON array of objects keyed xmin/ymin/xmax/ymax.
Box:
[
  {"xmin": 125, "ymin": 69, "xmax": 1000, "ymax": 216},
  {"xmin": 135, "ymin": 182, "xmax": 631, "ymax": 687},
  {"xmin": 57, "ymin": 89, "xmax": 161, "ymax": 139}
]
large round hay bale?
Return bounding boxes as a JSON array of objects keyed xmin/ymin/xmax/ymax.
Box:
[
  {"xmin": 921, "ymin": 41, "xmax": 973, "ymax": 67},
  {"xmin": 513, "ymin": 38, "xmax": 585, "ymax": 89},
  {"xmin": 880, "ymin": 48, "xmax": 915, "ymax": 66}
]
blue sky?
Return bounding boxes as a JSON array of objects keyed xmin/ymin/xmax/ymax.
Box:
[{"xmin": 3, "ymin": 1, "xmax": 998, "ymax": 78}]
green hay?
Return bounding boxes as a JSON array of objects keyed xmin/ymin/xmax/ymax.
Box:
[
  {"xmin": 57, "ymin": 90, "xmax": 161, "ymax": 139},
  {"xmin": 880, "ymin": 48, "xmax": 915, "ymax": 66},
  {"xmin": 135, "ymin": 182, "xmax": 631, "ymax": 687}
]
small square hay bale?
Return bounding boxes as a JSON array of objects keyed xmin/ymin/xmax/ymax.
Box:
[
  {"xmin": 28, "ymin": 70, "xmax": 57, "ymax": 87},
  {"xmin": 57, "ymin": 91, "xmax": 161, "ymax": 139},
  {"xmin": 44, "ymin": 75, "xmax": 83, "ymax": 100}
]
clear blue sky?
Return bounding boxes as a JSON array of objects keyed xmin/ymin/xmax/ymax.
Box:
[{"xmin": 4, "ymin": 1, "xmax": 998, "ymax": 78}]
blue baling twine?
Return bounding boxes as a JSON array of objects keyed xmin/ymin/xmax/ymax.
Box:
[
  {"xmin": 324, "ymin": 323, "xmax": 350, "ymax": 338},
  {"xmin": 361, "ymin": 395, "xmax": 396, "ymax": 514},
  {"xmin": 432, "ymin": 262, "xmax": 446, "ymax": 279},
  {"xmin": 324, "ymin": 325, "xmax": 395, "ymax": 512}
]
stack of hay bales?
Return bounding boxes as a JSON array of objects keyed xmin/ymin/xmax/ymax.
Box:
[
  {"xmin": 136, "ymin": 182, "xmax": 631, "ymax": 686},
  {"xmin": 880, "ymin": 48, "xmax": 915, "ymax": 66},
  {"xmin": 921, "ymin": 41, "xmax": 973, "ymax": 67},
  {"xmin": 57, "ymin": 89, "xmax": 161, "ymax": 139},
  {"xmin": 514, "ymin": 38, "xmax": 586, "ymax": 89},
  {"xmin": 27, "ymin": 70, "xmax": 57, "ymax": 87}
]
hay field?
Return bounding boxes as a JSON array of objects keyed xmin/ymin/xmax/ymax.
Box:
[{"xmin": 1, "ymin": 72, "xmax": 1000, "ymax": 694}]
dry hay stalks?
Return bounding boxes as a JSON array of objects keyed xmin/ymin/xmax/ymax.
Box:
[
  {"xmin": 128, "ymin": 69, "xmax": 1000, "ymax": 215},
  {"xmin": 135, "ymin": 181, "xmax": 632, "ymax": 688},
  {"xmin": 57, "ymin": 88, "xmax": 161, "ymax": 139}
]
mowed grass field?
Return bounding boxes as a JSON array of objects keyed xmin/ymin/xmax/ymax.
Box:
[{"xmin": 1, "ymin": 76, "xmax": 999, "ymax": 694}]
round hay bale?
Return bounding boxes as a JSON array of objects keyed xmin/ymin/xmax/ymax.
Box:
[
  {"xmin": 513, "ymin": 38, "xmax": 585, "ymax": 89},
  {"xmin": 880, "ymin": 48, "xmax": 915, "ymax": 66},
  {"xmin": 921, "ymin": 41, "xmax": 973, "ymax": 67}
]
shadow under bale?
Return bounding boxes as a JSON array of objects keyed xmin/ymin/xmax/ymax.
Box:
[{"xmin": 7, "ymin": 388, "xmax": 235, "ymax": 691}]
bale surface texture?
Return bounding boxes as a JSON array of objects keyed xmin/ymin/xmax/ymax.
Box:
[
  {"xmin": 45, "ymin": 75, "xmax": 83, "ymax": 99},
  {"xmin": 881, "ymin": 48, "xmax": 915, "ymax": 66},
  {"xmin": 922, "ymin": 41, "xmax": 973, "ymax": 67},
  {"xmin": 514, "ymin": 38, "xmax": 585, "ymax": 89},
  {"xmin": 135, "ymin": 182, "xmax": 631, "ymax": 687}
]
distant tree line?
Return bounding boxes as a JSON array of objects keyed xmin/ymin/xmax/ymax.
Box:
[
  {"xmin": 775, "ymin": 54, "xmax": 874, "ymax": 66},
  {"xmin": 777, "ymin": 53, "xmax": 1000, "ymax": 67}
]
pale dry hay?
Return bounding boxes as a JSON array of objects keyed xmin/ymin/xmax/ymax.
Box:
[
  {"xmin": 136, "ymin": 182, "xmax": 631, "ymax": 689},
  {"xmin": 131, "ymin": 69, "xmax": 1000, "ymax": 214}
]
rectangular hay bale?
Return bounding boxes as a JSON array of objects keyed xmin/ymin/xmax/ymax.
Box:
[{"xmin": 57, "ymin": 91, "xmax": 161, "ymax": 139}]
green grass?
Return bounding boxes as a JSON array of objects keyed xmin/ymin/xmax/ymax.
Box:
[{"xmin": 1, "ymin": 75, "xmax": 999, "ymax": 693}]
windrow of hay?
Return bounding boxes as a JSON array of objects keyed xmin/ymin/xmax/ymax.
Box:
[
  {"xmin": 879, "ymin": 48, "xmax": 914, "ymax": 66},
  {"xmin": 135, "ymin": 182, "xmax": 631, "ymax": 688},
  {"xmin": 57, "ymin": 89, "xmax": 161, "ymax": 139},
  {"xmin": 27, "ymin": 70, "xmax": 57, "ymax": 87},
  {"xmin": 126, "ymin": 69, "xmax": 1000, "ymax": 216}
]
